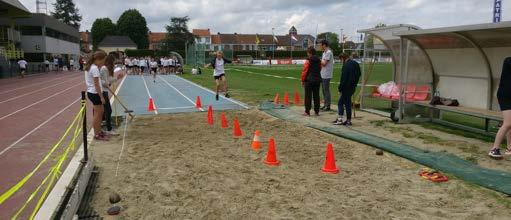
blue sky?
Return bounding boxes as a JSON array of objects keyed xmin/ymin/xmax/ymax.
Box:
[{"xmin": 19, "ymin": 0, "xmax": 510, "ymax": 42}]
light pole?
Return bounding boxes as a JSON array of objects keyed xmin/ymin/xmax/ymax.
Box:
[
  {"xmin": 272, "ymin": 27, "xmax": 275, "ymax": 65},
  {"xmin": 340, "ymin": 28, "xmax": 344, "ymax": 53}
]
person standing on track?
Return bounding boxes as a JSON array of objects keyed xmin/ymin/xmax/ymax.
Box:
[
  {"xmin": 17, "ymin": 58, "xmax": 27, "ymax": 78},
  {"xmin": 150, "ymin": 58, "xmax": 158, "ymax": 82},
  {"xmin": 100, "ymin": 54, "xmax": 119, "ymax": 136},
  {"xmin": 489, "ymin": 57, "xmax": 511, "ymax": 158},
  {"xmin": 301, "ymin": 46, "xmax": 322, "ymax": 116},
  {"xmin": 204, "ymin": 51, "xmax": 232, "ymax": 100},
  {"xmin": 85, "ymin": 50, "xmax": 109, "ymax": 141},
  {"xmin": 320, "ymin": 40, "xmax": 334, "ymax": 111},
  {"xmin": 333, "ymin": 53, "xmax": 361, "ymax": 126}
]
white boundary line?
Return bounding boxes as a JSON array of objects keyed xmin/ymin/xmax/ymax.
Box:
[
  {"xmin": 0, "ymin": 82, "xmax": 83, "ymax": 121},
  {"xmin": 35, "ymin": 74, "xmax": 127, "ymax": 219},
  {"xmin": 170, "ymin": 75, "xmax": 249, "ymax": 109},
  {"xmin": 114, "ymin": 114, "xmax": 128, "ymax": 177},
  {"xmin": 141, "ymin": 75, "xmax": 158, "ymax": 114},
  {"xmin": 0, "ymin": 76, "xmax": 82, "ymax": 104},
  {"xmin": 0, "ymin": 98, "xmax": 80, "ymax": 156},
  {"xmin": 157, "ymin": 106, "xmax": 196, "ymax": 110},
  {"xmin": 157, "ymin": 75, "xmax": 204, "ymax": 111},
  {"xmin": 0, "ymin": 74, "xmax": 71, "ymax": 95}
]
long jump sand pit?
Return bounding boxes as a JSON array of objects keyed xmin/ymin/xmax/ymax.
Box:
[{"xmin": 91, "ymin": 109, "xmax": 509, "ymax": 219}]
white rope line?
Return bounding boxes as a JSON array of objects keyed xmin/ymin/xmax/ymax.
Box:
[{"xmin": 114, "ymin": 113, "xmax": 129, "ymax": 177}]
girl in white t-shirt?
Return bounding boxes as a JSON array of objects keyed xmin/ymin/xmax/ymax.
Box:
[
  {"xmin": 150, "ymin": 58, "xmax": 158, "ymax": 82},
  {"xmin": 85, "ymin": 51, "xmax": 109, "ymax": 141}
]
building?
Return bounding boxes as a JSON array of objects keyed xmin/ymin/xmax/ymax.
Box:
[
  {"xmin": 0, "ymin": 13, "xmax": 80, "ymax": 63},
  {"xmin": 98, "ymin": 35, "xmax": 137, "ymax": 54},
  {"xmin": 148, "ymin": 31, "xmax": 166, "ymax": 50},
  {"xmin": 0, "ymin": 0, "xmax": 31, "ymax": 78},
  {"xmin": 79, "ymin": 30, "xmax": 92, "ymax": 53},
  {"xmin": 192, "ymin": 29, "xmax": 211, "ymax": 49},
  {"xmin": 197, "ymin": 26, "xmax": 315, "ymax": 52}
]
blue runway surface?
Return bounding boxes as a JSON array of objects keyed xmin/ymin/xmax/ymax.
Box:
[{"xmin": 112, "ymin": 75, "xmax": 248, "ymax": 116}]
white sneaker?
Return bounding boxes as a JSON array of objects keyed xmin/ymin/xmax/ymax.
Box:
[{"xmin": 105, "ymin": 130, "xmax": 120, "ymax": 136}]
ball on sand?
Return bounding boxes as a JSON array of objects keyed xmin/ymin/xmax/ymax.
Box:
[
  {"xmin": 107, "ymin": 205, "xmax": 121, "ymax": 215},
  {"xmin": 375, "ymin": 150, "xmax": 384, "ymax": 156},
  {"xmin": 109, "ymin": 192, "xmax": 121, "ymax": 204}
]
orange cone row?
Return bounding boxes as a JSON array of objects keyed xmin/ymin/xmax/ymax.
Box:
[
  {"xmin": 205, "ymin": 101, "xmax": 340, "ymax": 173},
  {"xmin": 273, "ymin": 91, "xmax": 301, "ymax": 105}
]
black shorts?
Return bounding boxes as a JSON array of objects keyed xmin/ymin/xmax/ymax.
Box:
[
  {"xmin": 151, "ymin": 67, "xmax": 157, "ymax": 72},
  {"xmin": 128, "ymin": 65, "xmax": 133, "ymax": 69},
  {"xmin": 87, "ymin": 92, "xmax": 102, "ymax": 106},
  {"xmin": 141, "ymin": 66, "xmax": 146, "ymax": 70},
  {"xmin": 214, "ymin": 74, "xmax": 225, "ymax": 80},
  {"xmin": 20, "ymin": 68, "xmax": 26, "ymax": 71},
  {"xmin": 45, "ymin": 64, "xmax": 49, "ymax": 68}
]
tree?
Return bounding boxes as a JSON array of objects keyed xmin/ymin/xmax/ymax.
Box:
[
  {"xmin": 117, "ymin": 9, "xmax": 149, "ymax": 49},
  {"xmin": 52, "ymin": 0, "xmax": 82, "ymax": 29},
  {"xmin": 317, "ymin": 32, "xmax": 341, "ymax": 55},
  {"xmin": 163, "ymin": 16, "xmax": 194, "ymax": 52},
  {"xmin": 91, "ymin": 18, "xmax": 116, "ymax": 50}
]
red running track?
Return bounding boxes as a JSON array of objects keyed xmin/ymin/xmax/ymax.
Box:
[{"xmin": 0, "ymin": 71, "xmax": 94, "ymax": 219}]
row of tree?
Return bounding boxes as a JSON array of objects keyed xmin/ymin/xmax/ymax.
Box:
[
  {"xmin": 91, "ymin": 9, "xmax": 150, "ymax": 50},
  {"xmin": 90, "ymin": 9, "xmax": 193, "ymax": 52}
]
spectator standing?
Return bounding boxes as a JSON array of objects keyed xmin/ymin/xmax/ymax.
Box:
[
  {"xmin": 300, "ymin": 47, "xmax": 322, "ymax": 116},
  {"xmin": 320, "ymin": 40, "xmax": 334, "ymax": 111},
  {"xmin": 333, "ymin": 53, "xmax": 361, "ymax": 126}
]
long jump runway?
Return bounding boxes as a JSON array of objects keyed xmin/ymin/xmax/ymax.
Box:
[{"xmin": 112, "ymin": 75, "xmax": 248, "ymax": 116}]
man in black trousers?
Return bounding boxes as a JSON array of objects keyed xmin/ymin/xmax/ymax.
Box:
[{"xmin": 333, "ymin": 53, "xmax": 361, "ymax": 126}]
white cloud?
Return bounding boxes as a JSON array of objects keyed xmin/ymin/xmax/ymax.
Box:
[{"xmin": 17, "ymin": 0, "xmax": 511, "ymax": 42}]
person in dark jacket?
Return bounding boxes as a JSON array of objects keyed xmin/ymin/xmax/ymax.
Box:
[
  {"xmin": 204, "ymin": 51, "xmax": 232, "ymax": 100},
  {"xmin": 301, "ymin": 46, "xmax": 322, "ymax": 116},
  {"xmin": 333, "ymin": 53, "xmax": 361, "ymax": 126},
  {"xmin": 489, "ymin": 57, "xmax": 511, "ymax": 158}
]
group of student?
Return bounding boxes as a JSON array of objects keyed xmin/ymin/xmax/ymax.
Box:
[
  {"xmin": 300, "ymin": 40, "xmax": 361, "ymax": 126},
  {"xmin": 85, "ymin": 50, "xmax": 122, "ymax": 141},
  {"xmin": 124, "ymin": 56, "xmax": 181, "ymax": 75}
]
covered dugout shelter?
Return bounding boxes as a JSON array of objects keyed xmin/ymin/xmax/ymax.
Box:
[{"xmin": 359, "ymin": 22, "xmax": 511, "ymax": 134}]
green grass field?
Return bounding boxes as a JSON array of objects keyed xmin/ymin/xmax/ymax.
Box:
[
  {"xmin": 182, "ymin": 63, "xmax": 393, "ymax": 106},
  {"xmin": 182, "ymin": 63, "xmax": 497, "ymax": 143}
]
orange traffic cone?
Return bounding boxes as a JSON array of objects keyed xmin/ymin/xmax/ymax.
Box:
[
  {"xmin": 233, "ymin": 117, "xmax": 243, "ymax": 137},
  {"xmin": 207, "ymin": 105, "xmax": 214, "ymax": 125},
  {"xmin": 196, "ymin": 96, "xmax": 202, "ymax": 109},
  {"xmin": 283, "ymin": 92, "xmax": 290, "ymax": 105},
  {"xmin": 264, "ymin": 138, "xmax": 280, "ymax": 166},
  {"xmin": 294, "ymin": 91, "xmax": 301, "ymax": 105},
  {"xmin": 322, "ymin": 143, "xmax": 340, "ymax": 174},
  {"xmin": 273, "ymin": 93, "xmax": 279, "ymax": 104},
  {"xmin": 147, "ymin": 98, "xmax": 156, "ymax": 111},
  {"xmin": 221, "ymin": 112, "xmax": 229, "ymax": 128},
  {"xmin": 251, "ymin": 130, "xmax": 261, "ymax": 150}
]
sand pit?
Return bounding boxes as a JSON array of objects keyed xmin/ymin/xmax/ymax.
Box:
[{"xmin": 90, "ymin": 109, "xmax": 509, "ymax": 219}]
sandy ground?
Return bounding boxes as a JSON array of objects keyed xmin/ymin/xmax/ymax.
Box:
[
  {"xmin": 291, "ymin": 106, "xmax": 511, "ymax": 173},
  {"xmin": 90, "ymin": 109, "xmax": 510, "ymax": 219}
]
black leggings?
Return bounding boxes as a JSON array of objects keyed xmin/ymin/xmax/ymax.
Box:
[
  {"xmin": 304, "ymin": 82, "xmax": 321, "ymax": 114},
  {"xmin": 102, "ymin": 91, "xmax": 112, "ymax": 131}
]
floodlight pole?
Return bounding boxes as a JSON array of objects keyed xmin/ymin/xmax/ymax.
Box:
[
  {"xmin": 340, "ymin": 28, "xmax": 344, "ymax": 53},
  {"xmin": 272, "ymin": 27, "xmax": 275, "ymax": 67}
]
